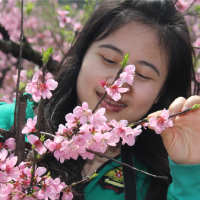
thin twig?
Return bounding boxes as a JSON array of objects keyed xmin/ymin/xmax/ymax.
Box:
[
  {"xmin": 92, "ymin": 68, "xmax": 123, "ymax": 114},
  {"xmin": 13, "ymin": 0, "xmax": 24, "ymax": 132},
  {"xmin": 184, "ymin": 0, "xmax": 197, "ymax": 13},
  {"xmin": 86, "ymin": 149, "xmax": 168, "ymax": 180},
  {"xmin": 64, "ymin": 176, "xmax": 91, "ymax": 190},
  {"xmin": 169, "ymin": 108, "xmax": 191, "ymax": 118},
  {"xmin": 29, "ymin": 65, "xmax": 46, "ymax": 192},
  {"xmin": 49, "ymin": 29, "xmax": 65, "ymax": 55},
  {"xmin": 40, "ymin": 131, "xmax": 55, "ymax": 139}
]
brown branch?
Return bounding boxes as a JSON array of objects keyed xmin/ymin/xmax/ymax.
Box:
[
  {"xmin": 86, "ymin": 149, "xmax": 168, "ymax": 180},
  {"xmin": 0, "ymin": 128, "xmax": 14, "ymax": 140},
  {"xmin": 15, "ymin": 94, "xmax": 27, "ymax": 165},
  {"xmin": 194, "ymin": 46, "xmax": 200, "ymax": 49},
  {"xmin": 0, "ymin": 39, "xmax": 59, "ymax": 73},
  {"xmin": 0, "ymin": 24, "xmax": 10, "ymax": 40}
]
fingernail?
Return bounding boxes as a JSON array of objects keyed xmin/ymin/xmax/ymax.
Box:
[{"xmin": 181, "ymin": 106, "xmax": 188, "ymax": 112}]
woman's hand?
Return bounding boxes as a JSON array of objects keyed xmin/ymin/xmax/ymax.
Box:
[{"xmin": 148, "ymin": 96, "xmax": 200, "ymax": 165}]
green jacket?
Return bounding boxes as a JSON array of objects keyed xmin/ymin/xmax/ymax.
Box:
[{"xmin": 0, "ymin": 101, "xmax": 200, "ymax": 200}]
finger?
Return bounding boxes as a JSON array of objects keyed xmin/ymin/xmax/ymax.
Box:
[
  {"xmin": 180, "ymin": 95, "xmax": 200, "ymax": 112},
  {"xmin": 168, "ymin": 97, "xmax": 186, "ymax": 123}
]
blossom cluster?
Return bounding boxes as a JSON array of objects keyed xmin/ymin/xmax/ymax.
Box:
[
  {"xmin": 22, "ymin": 102, "xmax": 142, "ymax": 163},
  {"xmin": 0, "ymin": 138, "xmax": 73, "ymax": 200},
  {"xmin": 25, "ymin": 74, "xmax": 58, "ymax": 102},
  {"xmin": 102, "ymin": 64, "xmax": 135, "ymax": 101}
]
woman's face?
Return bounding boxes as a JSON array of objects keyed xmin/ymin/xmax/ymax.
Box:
[{"xmin": 76, "ymin": 22, "xmax": 168, "ymax": 123}]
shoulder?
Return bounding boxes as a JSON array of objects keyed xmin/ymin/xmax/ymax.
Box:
[
  {"xmin": 0, "ymin": 102, "xmax": 15, "ymax": 130},
  {"xmin": 0, "ymin": 99, "xmax": 35, "ymax": 131}
]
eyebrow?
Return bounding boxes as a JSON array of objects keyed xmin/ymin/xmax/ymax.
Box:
[
  {"xmin": 137, "ymin": 60, "xmax": 160, "ymax": 76},
  {"xmin": 98, "ymin": 44, "xmax": 123, "ymax": 56}
]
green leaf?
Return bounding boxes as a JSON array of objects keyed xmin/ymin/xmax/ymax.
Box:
[
  {"xmin": 41, "ymin": 47, "xmax": 54, "ymax": 65},
  {"xmin": 191, "ymin": 104, "xmax": 200, "ymax": 110},
  {"xmin": 27, "ymin": 69, "xmax": 34, "ymax": 79},
  {"xmin": 37, "ymin": 154, "xmax": 41, "ymax": 159},
  {"xmin": 120, "ymin": 53, "xmax": 130, "ymax": 69},
  {"xmin": 90, "ymin": 171, "xmax": 98, "ymax": 180},
  {"xmin": 64, "ymin": 5, "xmax": 70, "ymax": 11},
  {"xmin": 19, "ymin": 82, "xmax": 26, "ymax": 91},
  {"xmin": 40, "ymin": 134, "xmax": 45, "ymax": 142},
  {"xmin": 25, "ymin": 2, "xmax": 35, "ymax": 15},
  {"xmin": 194, "ymin": 5, "xmax": 200, "ymax": 12},
  {"xmin": 46, "ymin": 171, "xmax": 51, "ymax": 178}
]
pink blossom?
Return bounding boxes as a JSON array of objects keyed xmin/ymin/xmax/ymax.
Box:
[
  {"xmin": 0, "ymin": 149, "xmax": 8, "ymax": 163},
  {"xmin": 44, "ymin": 138, "xmax": 65, "ymax": 162},
  {"xmin": 57, "ymin": 9, "xmax": 69, "ymax": 16},
  {"xmin": 0, "ymin": 156, "xmax": 19, "ymax": 181},
  {"xmin": 175, "ymin": 0, "xmax": 191, "ymax": 12},
  {"xmin": 27, "ymin": 135, "xmax": 46, "ymax": 155},
  {"xmin": 99, "ymin": 79, "xmax": 107, "ymax": 88},
  {"xmin": 105, "ymin": 79, "xmax": 129, "ymax": 101},
  {"xmin": 89, "ymin": 107, "xmax": 107, "ymax": 129},
  {"xmin": 62, "ymin": 189, "xmax": 73, "ymax": 200},
  {"xmin": 77, "ymin": 102, "xmax": 92, "ymax": 124},
  {"xmin": 121, "ymin": 125, "xmax": 142, "ymax": 146},
  {"xmin": 73, "ymin": 135, "xmax": 86, "ymax": 146},
  {"xmin": 73, "ymin": 22, "xmax": 82, "ymax": 31},
  {"xmin": 0, "ymin": 183, "xmax": 13, "ymax": 200},
  {"xmin": 120, "ymin": 64, "xmax": 135, "ymax": 85},
  {"xmin": 4, "ymin": 138, "xmax": 16, "ymax": 151},
  {"xmin": 149, "ymin": 109, "xmax": 173, "ymax": 134},
  {"xmin": 22, "ymin": 116, "xmax": 37, "ymax": 134},
  {"xmin": 25, "ymin": 75, "xmax": 58, "ymax": 102},
  {"xmin": 12, "ymin": 69, "xmax": 27, "ymax": 84}
]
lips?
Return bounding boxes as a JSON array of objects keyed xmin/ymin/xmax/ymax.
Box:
[{"xmin": 97, "ymin": 92, "xmax": 127, "ymax": 112}]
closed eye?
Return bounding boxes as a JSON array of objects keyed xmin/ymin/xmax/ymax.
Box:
[
  {"xmin": 102, "ymin": 56, "xmax": 117, "ymax": 65},
  {"xmin": 135, "ymin": 72, "xmax": 150, "ymax": 80}
]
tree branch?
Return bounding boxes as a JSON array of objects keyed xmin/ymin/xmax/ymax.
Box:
[
  {"xmin": 0, "ymin": 128, "xmax": 15, "ymax": 140},
  {"xmin": 0, "ymin": 39, "xmax": 59, "ymax": 73},
  {"xmin": 86, "ymin": 149, "xmax": 168, "ymax": 180},
  {"xmin": 0, "ymin": 24, "xmax": 10, "ymax": 40},
  {"xmin": 15, "ymin": 95, "xmax": 27, "ymax": 165}
]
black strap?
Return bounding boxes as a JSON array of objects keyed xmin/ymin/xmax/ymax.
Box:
[{"xmin": 121, "ymin": 144, "xmax": 137, "ymax": 200}]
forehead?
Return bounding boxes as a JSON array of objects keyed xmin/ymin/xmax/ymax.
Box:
[{"xmin": 93, "ymin": 22, "xmax": 168, "ymax": 77}]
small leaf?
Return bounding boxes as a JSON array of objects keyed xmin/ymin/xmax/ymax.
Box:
[
  {"xmin": 46, "ymin": 171, "xmax": 51, "ymax": 178},
  {"xmin": 90, "ymin": 171, "xmax": 98, "ymax": 180},
  {"xmin": 120, "ymin": 53, "xmax": 130, "ymax": 69},
  {"xmin": 41, "ymin": 47, "xmax": 54, "ymax": 65},
  {"xmin": 191, "ymin": 104, "xmax": 200, "ymax": 110},
  {"xmin": 40, "ymin": 134, "xmax": 45, "ymax": 142}
]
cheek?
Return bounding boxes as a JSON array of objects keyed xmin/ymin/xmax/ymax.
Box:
[{"xmin": 134, "ymin": 82, "xmax": 160, "ymax": 108}]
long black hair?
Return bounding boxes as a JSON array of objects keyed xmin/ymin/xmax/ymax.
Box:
[{"xmin": 41, "ymin": 0, "xmax": 196, "ymax": 199}]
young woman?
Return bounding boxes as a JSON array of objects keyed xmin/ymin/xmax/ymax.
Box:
[{"xmin": 2, "ymin": 0, "xmax": 199, "ymax": 199}]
